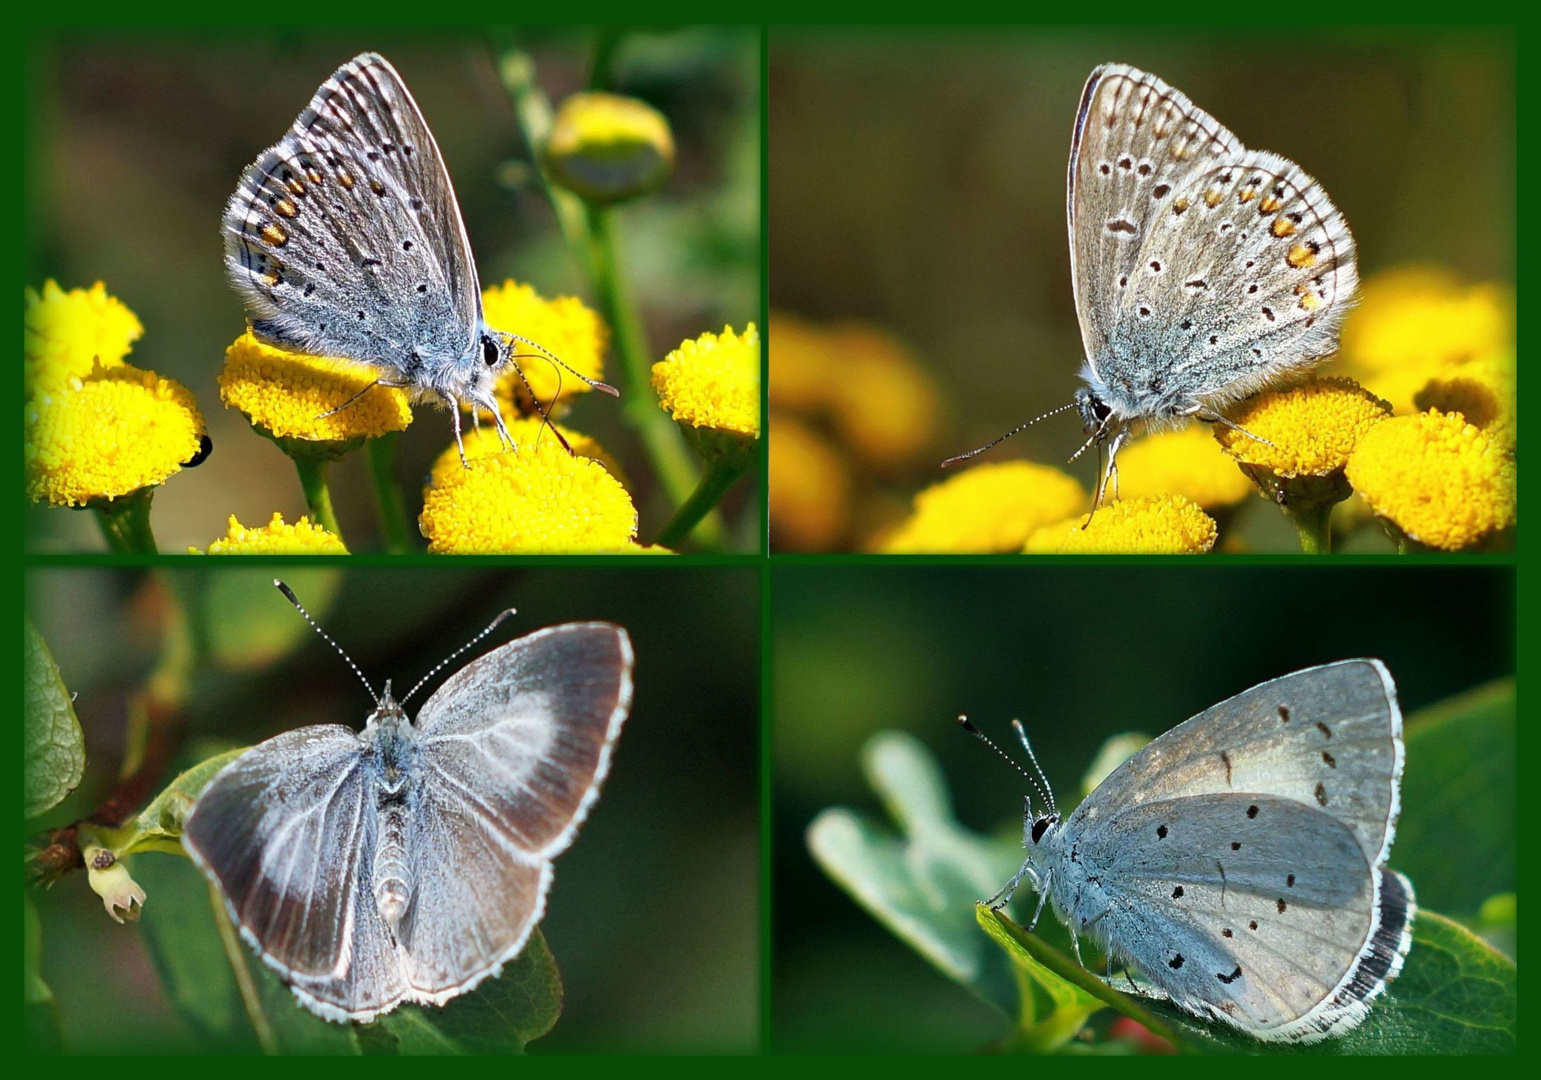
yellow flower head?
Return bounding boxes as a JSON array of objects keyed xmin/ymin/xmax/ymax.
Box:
[
  {"xmin": 1414, "ymin": 351, "xmax": 1516, "ymax": 449},
  {"xmin": 826, "ymin": 324, "xmax": 942, "ymax": 468},
  {"xmin": 652, "ymin": 324, "xmax": 761, "ymax": 438},
  {"xmin": 1345, "ymin": 410, "xmax": 1516, "ymax": 551},
  {"xmin": 482, "ymin": 281, "xmax": 609, "ymax": 413},
  {"xmin": 1216, "ymin": 377, "xmax": 1391, "ymax": 478},
  {"xmin": 770, "ymin": 413, "xmax": 853, "ymax": 552},
  {"xmin": 194, "ymin": 512, "xmax": 348, "ymax": 555},
  {"xmin": 544, "ymin": 91, "xmax": 675, "ymax": 206},
  {"xmin": 428, "ymin": 417, "xmax": 625, "ymax": 489},
  {"xmin": 1025, "ymin": 495, "xmax": 1218, "ymax": 554},
  {"xmin": 419, "ymin": 442, "xmax": 638, "ymax": 554},
  {"xmin": 25, "ymin": 363, "xmax": 206, "ymax": 507},
  {"xmin": 25, "ymin": 281, "xmax": 143, "ymax": 396},
  {"xmin": 1115, "ymin": 425, "xmax": 1252, "ymax": 508},
  {"xmin": 1337, "ymin": 265, "xmax": 1515, "ymax": 414},
  {"xmin": 219, "ymin": 332, "xmax": 412, "ymax": 443},
  {"xmin": 881, "ymin": 461, "xmax": 1086, "ymax": 554}
]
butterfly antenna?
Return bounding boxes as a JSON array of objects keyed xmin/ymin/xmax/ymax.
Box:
[
  {"xmin": 399, "ymin": 606, "xmax": 518, "ymax": 707},
  {"xmin": 1010, "ymin": 720, "xmax": 1057, "ymax": 816},
  {"xmin": 957, "ymin": 715, "xmax": 1053, "ymax": 818},
  {"xmin": 505, "ymin": 332, "xmax": 619, "ymax": 397},
  {"xmin": 274, "ymin": 580, "xmax": 378, "ymax": 706},
  {"xmin": 506, "ymin": 355, "xmax": 576, "ymax": 455},
  {"xmin": 942, "ymin": 403, "xmax": 1077, "ymax": 469}
]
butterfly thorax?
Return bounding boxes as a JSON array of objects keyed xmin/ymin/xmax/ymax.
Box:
[
  {"xmin": 1076, "ymin": 367, "xmax": 1205, "ymax": 437},
  {"xmin": 361, "ymin": 687, "xmax": 420, "ymax": 938}
]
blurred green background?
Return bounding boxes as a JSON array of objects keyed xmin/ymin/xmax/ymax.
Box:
[
  {"xmin": 769, "ymin": 29, "xmax": 1515, "ymax": 550},
  {"xmin": 771, "ymin": 563, "xmax": 1514, "ymax": 1052},
  {"xmin": 27, "ymin": 566, "xmax": 759, "ymax": 1053},
  {"xmin": 25, "ymin": 27, "xmax": 760, "ymax": 551}
]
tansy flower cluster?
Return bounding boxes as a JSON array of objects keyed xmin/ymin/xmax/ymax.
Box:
[{"xmin": 24, "ymin": 282, "xmax": 208, "ymax": 551}]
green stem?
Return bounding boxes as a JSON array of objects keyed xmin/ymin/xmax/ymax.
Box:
[
  {"xmin": 92, "ymin": 488, "xmax": 158, "ymax": 554},
  {"xmin": 292, "ymin": 457, "xmax": 343, "ymax": 542},
  {"xmin": 208, "ymin": 880, "xmax": 277, "ymax": 1054},
  {"xmin": 658, "ymin": 456, "xmax": 750, "ymax": 549},
  {"xmin": 1289, "ymin": 502, "xmax": 1332, "ymax": 554},
  {"xmin": 366, "ymin": 434, "xmax": 413, "ymax": 554},
  {"xmin": 585, "ymin": 205, "xmax": 724, "ymax": 545}
]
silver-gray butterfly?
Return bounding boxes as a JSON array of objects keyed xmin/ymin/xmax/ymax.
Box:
[
  {"xmin": 222, "ymin": 52, "xmax": 613, "ymax": 462},
  {"xmin": 947, "ymin": 63, "xmax": 1358, "ymax": 502},
  {"xmin": 961, "ymin": 659, "xmax": 1413, "ymax": 1043},
  {"xmin": 183, "ymin": 582, "xmax": 633, "ymax": 1023}
]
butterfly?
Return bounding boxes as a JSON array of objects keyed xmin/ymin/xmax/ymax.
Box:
[
  {"xmin": 947, "ymin": 63, "xmax": 1358, "ymax": 504},
  {"xmin": 222, "ymin": 52, "xmax": 613, "ymax": 463},
  {"xmin": 182, "ymin": 582, "xmax": 633, "ymax": 1022}
]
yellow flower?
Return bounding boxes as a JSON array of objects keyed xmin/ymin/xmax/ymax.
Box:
[
  {"xmin": 770, "ymin": 413, "xmax": 853, "ymax": 551},
  {"xmin": 544, "ymin": 92, "xmax": 675, "ymax": 205},
  {"xmin": 652, "ymin": 324, "xmax": 761, "ymax": 438},
  {"xmin": 219, "ymin": 332, "xmax": 412, "ymax": 443},
  {"xmin": 419, "ymin": 442, "xmax": 638, "ymax": 554},
  {"xmin": 428, "ymin": 418, "xmax": 626, "ymax": 489},
  {"xmin": 768, "ymin": 311, "xmax": 834, "ymax": 412},
  {"xmin": 881, "ymin": 461, "xmax": 1086, "ymax": 553},
  {"xmin": 25, "ymin": 281, "xmax": 143, "ymax": 396},
  {"xmin": 1215, "ymin": 377, "xmax": 1391, "ymax": 477},
  {"xmin": 1114, "ymin": 425, "xmax": 1252, "ymax": 508},
  {"xmin": 25, "ymin": 363, "xmax": 206, "ymax": 507},
  {"xmin": 1025, "ymin": 495, "xmax": 1217, "ymax": 554},
  {"xmin": 482, "ymin": 281, "xmax": 609, "ymax": 413},
  {"xmin": 1414, "ymin": 351, "xmax": 1516, "ymax": 448},
  {"xmin": 825, "ymin": 324, "xmax": 941, "ymax": 468},
  {"xmin": 194, "ymin": 512, "xmax": 348, "ymax": 554},
  {"xmin": 1345, "ymin": 410, "xmax": 1516, "ymax": 551},
  {"xmin": 1336, "ymin": 265, "xmax": 1515, "ymax": 414}
]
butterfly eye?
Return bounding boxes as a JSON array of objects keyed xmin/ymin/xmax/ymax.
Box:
[
  {"xmin": 1030, "ymin": 815, "xmax": 1057, "ymax": 843},
  {"xmin": 482, "ymin": 337, "xmax": 501, "ymax": 366}
]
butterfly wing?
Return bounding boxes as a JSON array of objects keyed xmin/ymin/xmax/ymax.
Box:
[
  {"xmin": 1071, "ymin": 793, "xmax": 1414, "ymax": 1042},
  {"xmin": 222, "ymin": 52, "xmax": 481, "ymax": 374},
  {"xmin": 399, "ymin": 624, "xmax": 633, "ymax": 994},
  {"xmin": 183, "ymin": 725, "xmax": 410, "ymax": 1022},
  {"xmin": 1073, "ymin": 659, "xmax": 1403, "ymax": 867},
  {"xmin": 1067, "ymin": 64, "xmax": 1357, "ymax": 420}
]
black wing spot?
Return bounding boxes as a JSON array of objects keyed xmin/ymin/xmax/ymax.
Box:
[
  {"xmin": 1156, "ymin": 825, "xmax": 1168, "ymax": 839},
  {"xmin": 1231, "ymin": 841, "xmax": 1241, "ymax": 851},
  {"xmin": 1315, "ymin": 782, "xmax": 1328, "ymax": 806},
  {"xmin": 1222, "ymin": 928, "xmax": 1233, "ymax": 938},
  {"xmin": 1276, "ymin": 898, "xmax": 1288, "ymax": 914},
  {"xmin": 1169, "ymin": 953, "xmax": 1185, "ymax": 969},
  {"xmin": 1246, "ymin": 804, "xmax": 1258, "ymax": 819},
  {"xmin": 1248, "ymin": 920, "xmax": 1258, "ymax": 931},
  {"xmin": 1279, "ymin": 705, "xmax": 1291, "ymax": 723},
  {"xmin": 1171, "ymin": 886, "xmax": 1184, "ymax": 899},
  {"xmin": 1322, "ymin": 751, "xmax": 1337, "ymax": 768},
  {"xmin": 417, "ymin": 283, "xmax": 428, "ymax": 293},
  {"xmin": 1316, "ymin": 721, "xmax": 1333, "ymax": 738},
  {"xmin": 1287, "ymin": 874, "xmax": 1296, "ymax": 888},
  {"xmin": 1152, "ymin": 183, "xmax": 1170, "ymax": 199},
  {"xmin": 1216, "ymin": 965, "xmax": 1243, "ymax": 984},
  {"xmin": 1262, "ymin": 306, "xmax": 1275, "ymax": 321}
]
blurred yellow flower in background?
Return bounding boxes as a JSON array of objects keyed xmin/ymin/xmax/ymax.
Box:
[
  {"xmin": 25, "ymin": 363, "xmax": 206, "ymax": 507},
  {"xmin": 1414, "ymin": 351, "xmax": 1515, "ymax": 449},
  {"xmin": 1345, "ymin": 410, "xmax": 1516, "ymax": 551},
  {"xmin": 195, "ymin": 512, "xmax": 347, "ymax": 554},
  {"xmin": 880, "ymin": 461, "xmax": 1085, "ymax": 553},
  {"xmin": 419, "ymin": 441, "xmax": 637, "ymax": 554},
  {"xmin": 25, "ymin": 281, "xmax": 143, "ymax": 395},
  {"xmin": 483, "ymin": 280, "xmax": 609, "ymax": 414},
  {"xmin": 219, "ymin": 332, "xmax": 413, "ymax": 444},
  {"xmin": 1216, "ymin": 377, "xmax": 1392, "ymax": 478},
  {"xmin": 1336, "ymin": 265, "xmax": 1515, "ymax": 415},
  {"xmin": 1113, "ymin": 425, "xmax": 1251, "ymax": 508},
  {"xmin": 652, "ymin": 324, "xmax": 761, "ymax": 438},
  {"xmin": 769, "ymin": 414, "xmax": 854, "ymax": 552},
  {"xmin": 1025, "ymin": 495, "xmax": 1217, "ymax": 555}
]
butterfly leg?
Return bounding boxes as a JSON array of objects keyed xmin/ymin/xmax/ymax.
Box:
[
  {"xmin": 1199, "ymin": 408, "xmax": 1275, "ymax": 449},
  {"xmin": 316, "ymin": 379, "xmax": 381, "ymax": 420},
  {"xmin": 1090, "ymin": 429, "xmax": 1128, "ymax": 509},
  {"xmin": 986, "ymin": 858, "xmax": 1036, "ymax": 911},
  {"xmin": 451, "ymin": 399, "xmax": 469, "ymax": 467}
]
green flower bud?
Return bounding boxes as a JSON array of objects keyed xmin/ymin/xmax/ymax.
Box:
[{"xmin": 545, "ymin": 92, "xmax": 675, "ymax": 205}]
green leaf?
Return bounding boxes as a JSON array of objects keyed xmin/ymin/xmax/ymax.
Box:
[
  {"xmin": 24, "ymin": 620, "xmax": 86, "ymax": 819},
  {"xmin": 1397, "ymin": 678, "xmax": 1515, "ymax": 915},
  {"xmin": 195, "ymin": 569, "xmax": 342, "ymax": 671},
  {"xmin": 87, "ymin": 746, "xmax": 249, "ymax": 861},
  {"xmin": 806, "ymin": 731, "xmax": 1029, "ymax": 1018}
]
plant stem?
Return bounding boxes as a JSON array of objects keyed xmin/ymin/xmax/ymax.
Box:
[
  {"xmin": 92, "ymin": 488, "xmax": 159, "ymax": 554},
  {"xmin": 658, "ymin": 456, "xmax": 749, "ymax": 549},
  {"xmin": 367, "ymin": 434, "xmax": 413, "ymax": 554},
  {"xmin": 209, "ymin": 882, "xmax": 277, "ymax": 1054},
  {"xmin": 1290, "ymin": 503, "xmax": 1332, "ymax": 554},
  {"xmin": 585, "ymin": 205, "xmax": 724, "ymax": 546},
  {"xmin": 292, "ymin": 457, "xmax": 343, "ymax": 542}
]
